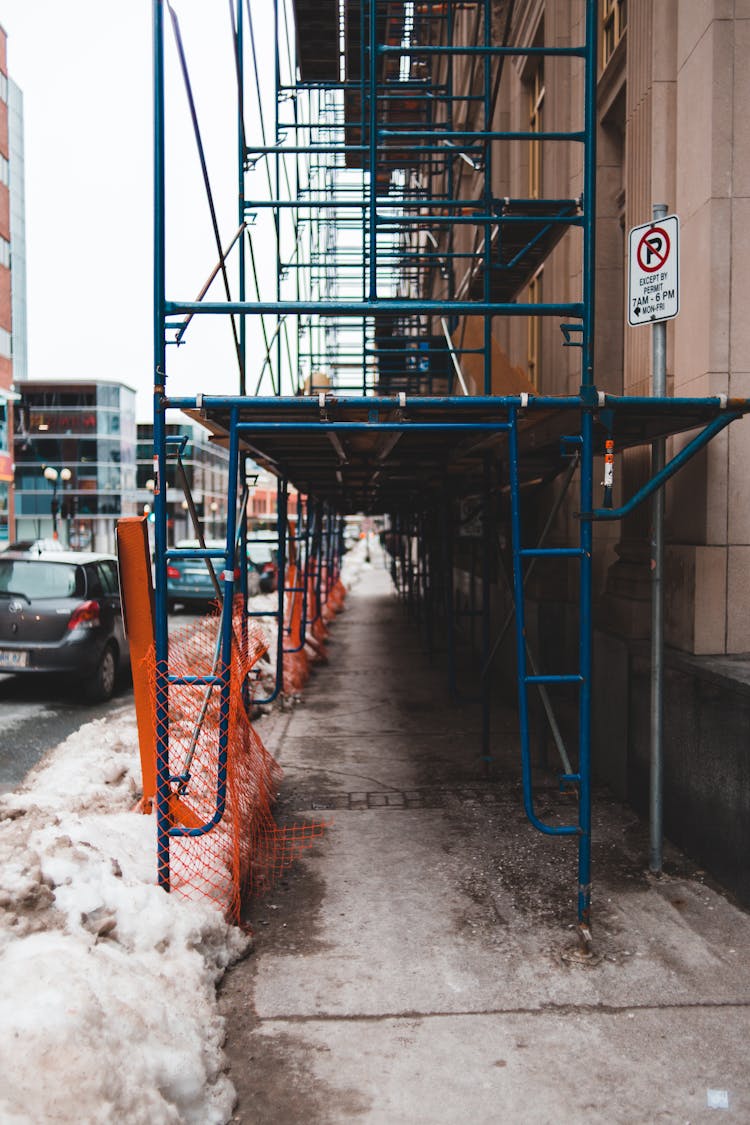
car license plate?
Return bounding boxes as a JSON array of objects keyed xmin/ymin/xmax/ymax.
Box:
[{"xmin": 0, "ymin": 649, "xmax": 29, "ymax": 669}]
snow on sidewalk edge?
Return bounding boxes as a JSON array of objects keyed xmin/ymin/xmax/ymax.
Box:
[{"xmin": 0, "ymin": 702, "xmax": 249, "ymax": 1125}]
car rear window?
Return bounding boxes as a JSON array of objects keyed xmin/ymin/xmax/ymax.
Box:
[
  {"xmin": 247, "ymin": 542, "xmax": 277, "ymax": 565},
  {"xmin": 0, "ymin": 560, "xmax": 82, "ymax": 599}
]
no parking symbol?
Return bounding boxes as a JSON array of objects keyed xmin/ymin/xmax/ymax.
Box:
[{"xmin": 628, "ymin": 215, "xmax": 679, "ymax": 326}]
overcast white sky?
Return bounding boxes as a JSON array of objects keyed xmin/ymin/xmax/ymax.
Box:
[{"xmin": 1, "ymin": 1, "xmax": 282, "ymax": 421}]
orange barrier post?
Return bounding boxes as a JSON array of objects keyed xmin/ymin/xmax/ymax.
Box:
[{"xmin": 116, "ymin": 517, "xmax": 157, "ymax": 811}]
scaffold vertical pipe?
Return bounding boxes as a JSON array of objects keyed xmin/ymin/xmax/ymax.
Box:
[
  {"xmin": 575, "ymin": 0, "xmax": 600, "ymax": 934},
  {"xmin": 152, "ymin": 0, "xmax": 170, "ymax": 891},
  {"xmin": 368, "ymin": 0, "xmax": 378, "ymax": 301}
]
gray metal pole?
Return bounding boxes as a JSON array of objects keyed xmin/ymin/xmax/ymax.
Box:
[{"xmin": 650, "ymin": 202, "xmax": 668, "ymax": 874}]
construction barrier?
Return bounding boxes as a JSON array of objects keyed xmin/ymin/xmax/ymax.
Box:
[
  {"xmin": 117, "ymin": 517, "xmax": 328, "ymax": 920},
  {"xmin": 143, "ymin": 603, "xmax": 325, "ymax": 918}
]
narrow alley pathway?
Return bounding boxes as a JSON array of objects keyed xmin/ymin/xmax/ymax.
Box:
[{"xmin": 220, "ymin": 545, "xmax": 750, "ymax": 1123}]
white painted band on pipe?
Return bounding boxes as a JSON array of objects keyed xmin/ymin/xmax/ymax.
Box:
[{"xmin": 520, "ymin": 393, "xmax": 529, "ymax": 408}]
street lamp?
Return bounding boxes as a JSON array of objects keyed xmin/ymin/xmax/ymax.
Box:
[{"xmin": 43, "ymin": 466, "xmax": 72, "ymax": 541}]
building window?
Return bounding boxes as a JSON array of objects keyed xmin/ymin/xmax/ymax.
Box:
[
  {"xmin": 0, "ymin": 237, "xmax": 9, "ymax": 269},
  {"xmin": 527, "ymin": 268, "xmax": 543, "ymax": 387},
  {"xmin": 0, "ymin": 73, "xmax": 7, "ymax": 103},
  {"xmin": 602, "ymin": 0, "xmax": 627, "ymax": 69},
  {"xmin": 0, "ymin": 327, "xmax": 10, "ymax": 359},
  {"xmin": 528, "ymin": 61, "xmax": 545, "ymax": 200},
  {"xmin": 0, "ymin": 155, "xmax": 8, "ymax": 187}
]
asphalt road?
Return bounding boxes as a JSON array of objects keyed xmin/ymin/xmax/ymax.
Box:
[
  {"xmin": 0, "ymin": 609, "xmax": 208, "ymax": 795},
  {"xmin": 0, "ymin": 672, "xmax": 135, "ymax": 794}
]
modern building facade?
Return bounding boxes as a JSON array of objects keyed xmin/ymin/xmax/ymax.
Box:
[
  {"xmin": 13, "ymin": 380, "xmax": 137, "ymax": 553},
  {"xmin": 135, "ymin": 426, "xmax": 298, "ymax": 541},
  {"xmin": 136, "ymin": 421, "xmax": 231, "ymax": 543}
]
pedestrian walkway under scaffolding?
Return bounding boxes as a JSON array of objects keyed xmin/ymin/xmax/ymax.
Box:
[{"xmin": 220, "ymin": 542, "xmax": 750, "ymax": 1123}]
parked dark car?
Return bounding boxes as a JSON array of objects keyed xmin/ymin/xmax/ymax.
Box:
[
  {"xmin": 0, "ymin": 550, "xmax": 129, "ymax": 701},
  {"xmin": 167, "ymin": 539, "xmax": 261, "ymax": 611}
]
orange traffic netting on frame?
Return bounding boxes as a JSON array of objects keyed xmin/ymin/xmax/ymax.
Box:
[
  {"xmin": 144, "ymin": 602, "xmax": 326, "ymax": 919},
  {"xmin": 117, "ymin": 516, "xmax": 327, "ymax": 922}
]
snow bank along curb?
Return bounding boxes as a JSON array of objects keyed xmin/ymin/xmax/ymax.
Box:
[{"xmin": 0, "ymin": 705, "xmax": 249, "ymax": 1125}]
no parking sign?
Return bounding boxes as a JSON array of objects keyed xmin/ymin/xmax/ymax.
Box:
[{"xmin": 628, "ymin": 214, "xmax": 680, "ymax": 326}]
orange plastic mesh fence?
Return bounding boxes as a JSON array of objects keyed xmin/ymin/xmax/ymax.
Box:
[
  {"xmin": 144, "ymin": 597, "xmax": 325, "ymax": 920},
  {"xmin": 283, "ymin": 563, "xmax": 311, "ymax": 694}
]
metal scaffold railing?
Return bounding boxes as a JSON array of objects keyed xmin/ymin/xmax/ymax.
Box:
[{"xmin": 147, "ymin": 0, "xmax": 750, "ymax": 941}]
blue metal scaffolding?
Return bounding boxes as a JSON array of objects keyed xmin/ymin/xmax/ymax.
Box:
[{"xmin": 150, "ymin": 0, "xmax": 750, "ymax": 942}]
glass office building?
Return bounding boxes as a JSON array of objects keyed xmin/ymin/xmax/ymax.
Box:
[
  {"xmin": 13, "ymin": 381, "xmax": 137, "ymax": 552},
  {"xmin": 136, "ymin": 421, "xmax": 230, "ymax": 543}
]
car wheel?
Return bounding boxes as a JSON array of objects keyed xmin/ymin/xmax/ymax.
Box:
[{"xmin": 86, "ymin": 643, "xmax": 118, "ymax": 703}]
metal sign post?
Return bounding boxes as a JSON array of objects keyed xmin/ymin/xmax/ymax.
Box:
[{"xmin": 629, "ymin": 204, "xmax": 677, "ymax": 874}]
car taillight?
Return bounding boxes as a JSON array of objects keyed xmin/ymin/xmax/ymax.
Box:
[
  {"xmin": 166, "ymin": 565, "xmax": 180, "ymax": 579},
  {"xmin": 67, "ymin": 600, "xmax": 101, "ymax": 631}
]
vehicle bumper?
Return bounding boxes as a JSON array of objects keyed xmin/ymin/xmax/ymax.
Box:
[{"xmin": 0, "ymin": 633, "xmax": 109, "ymax": 678}]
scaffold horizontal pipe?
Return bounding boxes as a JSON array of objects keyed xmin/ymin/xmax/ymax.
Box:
[
  {"xmin": 525, "ymin": 674, "xmax": 584, "ymax": 684},
  {"xmin": 165, "ymin": 548, "xmax": 227, "ymax": 559},
  {"xmin": 377, "ymin": 44, "xmax": 586, "ymax": 57},
  {"xmin": 236, "ymin": 422, "xmax": 514, "ymax": 433},
  {"xmin": 166, "ymin": 393, "xmax": 586, "ymax": 411},
  {"xmin": 379, "ymin": 129, "xmax": 586, "ymax": 142},
  {"xmin": 248, "ymin": 144, "xmax": 485, "ymax": 155},
  {"xmin": 519, "ymin": 547, "xmax": 585, "ymax": 558},
  {"xmin": 243, "ymin": 200, "xmax": 581, "ymax": 214},
  {"xmin": 164, "ymin": 299, "xmax": 585, "ymax": 318},
  {"xmin": 599, "ymin": 393, "xmax": 747, "ymax": 411},
  {"xmin": 375, "ymin": 214, "xmax": 584, "ymax": 226}
]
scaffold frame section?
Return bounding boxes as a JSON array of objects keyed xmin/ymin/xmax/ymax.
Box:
[{"xmin": 149, "ymin": 0, "xmax": 750, "ymax": 941}]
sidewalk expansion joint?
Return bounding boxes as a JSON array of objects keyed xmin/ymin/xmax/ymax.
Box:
[
  {"xmin": 285, "ymin": 784, "xmax": 512, "ymax": 811},
  {"xmin": 256, "ymin": 998, "xmax": 750, "ymax": 1025}
]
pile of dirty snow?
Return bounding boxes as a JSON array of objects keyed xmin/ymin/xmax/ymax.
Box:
[{"xmin": 0, "ymin": 705, "xmax": 249, "ymax": 1125}]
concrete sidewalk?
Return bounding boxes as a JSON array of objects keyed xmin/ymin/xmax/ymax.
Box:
[{"xmin": 220, "ymin": 548, "xmax": 750, "ymax": 1123}]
